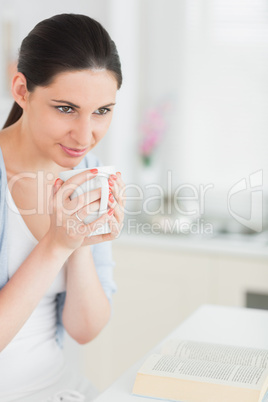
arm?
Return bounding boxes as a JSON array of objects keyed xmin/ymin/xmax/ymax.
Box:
[
  {"xmin": 60, "ymin": 171, "xmax": 124, "ymax": 344},
  {"xmin": 0, "ymin": 233, "xmax": 72, "ymax": 352},
  {"xmin": 0, "ymin": 170, "xmax": 113, "ymax": 352},
  {"xmin": 62, "ymin": 245, "xmax": 112, "ymax": 344}
]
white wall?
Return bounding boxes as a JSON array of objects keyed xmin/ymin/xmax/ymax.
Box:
[
  {"xmin": 0, "ymin": 0, "xmax": 140, "ymax": 185},
  {"xmin": 134, "ymin": 0, "xmax": 268, "ymax": 227},
  {"xmin": 0, "ymin": 0, "xmax": 109, "ymax": 95},
  {"xmin": 0, "ymin": 0, "xmax": 268, "ymax": 392},
  {"xmin": 0, "ymin": 0, "xmax": 110, "ymax": 127},
  {"xmin": 93, "ymin": 0, "xmax": 140, "ymax": 185},
  {"xmin": 0, "ymin": 0, "xmax": 267, "ymax": 227}
]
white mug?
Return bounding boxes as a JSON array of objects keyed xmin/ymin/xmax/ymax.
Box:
[{"xmin": 59, "ymin": 166, "xmax": 116, "ymax": 235}]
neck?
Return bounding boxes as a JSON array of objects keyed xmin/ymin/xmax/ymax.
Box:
[{"xmin": 1, "ymin": 119, "xmax": 65, "ymax": 177}]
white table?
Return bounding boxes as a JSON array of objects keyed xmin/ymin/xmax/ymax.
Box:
[{"xmin": 92, "ymin": 304, "xmax": 268, "ymax": 401}]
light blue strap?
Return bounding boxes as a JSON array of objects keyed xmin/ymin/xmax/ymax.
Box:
[{"xmin": 262, "ymin": 391, "xmax": 268, "ymax": 402}]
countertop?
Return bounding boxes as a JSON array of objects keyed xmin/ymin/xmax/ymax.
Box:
[{"xmin": 115, "ymin": 229, "xmax": 268, "ymax": 259}]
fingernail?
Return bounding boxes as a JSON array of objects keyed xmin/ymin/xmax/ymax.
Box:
[
  {"xmin": 89, "ymin": 169, "xmax": 98, "ymax": 174},
  {"xmin": 116, "ymin": 172, "xmax": 121, "ymax": 176},
  {"xmin": 108, "ymin": 178, "xmax": 114, "ymax": 186},
  {"xmin": 109, "ymin": 193, "xmax": 114, "ymax": 202},
  {"xmin": 108, "ymin": 208, "xmax": 114, "ymax": 216},
  {"xmin": 110, "ymin": 174, "xmax": 117, "ymax": 180},
  {"xmin": 54, "ymin": 178, "xmax": 61, "ymax": 186}
]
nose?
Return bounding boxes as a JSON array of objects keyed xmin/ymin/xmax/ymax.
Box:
[{"xmin": 70, "ymin": 116, "xmax": 94, "ymax": 147}]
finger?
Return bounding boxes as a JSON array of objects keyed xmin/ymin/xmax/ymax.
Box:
[
  {"xmin": 86, "ymin": 224, "xmax": 120, "ymax": 243},
  {"xmin": 108, "ymin": 195, "xmax": 120, "ymax": 217},
  {"xmin": 110, "ymin": 180, "xmax": 126, "ymax": 210},
  {"xmin": 53, "ymin": 178, "xmax": 64, "ymax": 195},
  {"xmin": 57, "ymin": 168, "xmax": 99, "ymax": 200},
  {"xmin": 108, "ymin": 191, "xmax": 117, "ymax": 208},
  {"xmin": 108, "ymin": 198, "xmax": 124, "ymax": 226},
  {"xmin": 82, "ymin": 214, "xmax": 122, "ymax": 245},
  {"xmin": 108, "ymin": 194, "xmax": 123, "ymax": 222},
  {"xmin": 108, "ymin": 173, "xmax": 118, "ymax": 189},
  {"xmin": 110, "ymin": 172, "xmax": 124, "ymax": 193},
  {"xmin": 73, "ymin": 200, "xmax": 100, "ymax": 222},
  {"xmin": 108, "ymin": 215, "xmax": 123, "ymax": 238},
  {"xmin": 67, "ymin": 188, "xmax": 101, "ymax": 212},
  {"xmin": 108, "ymin": 173, "xmax": 124, "ymax": 206},
  {"xmin": 116, "ymin": 171, "xmax": 124, "ymax": 187},
  {"xmin": 82, "ymin": 233, "xmax": 106, "ymax": 245},
  {"xmin": 49, "ymin": 178, "xmax": 64, "ymax": 214},
  {"xmin": 82, "ymin": 231, "xmax": 113, "ymax": 245},
  {"xmin": 84, "ymin": 208, "xmax": 114, "ymax": 236}
]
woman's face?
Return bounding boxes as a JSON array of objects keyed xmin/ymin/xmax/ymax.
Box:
[{"xmin": 24, "ymin": 69, "xmax": 118, "ymax": 168}]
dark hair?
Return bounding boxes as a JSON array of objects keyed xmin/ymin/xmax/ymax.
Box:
[{"xmin": 3, "ymin": 13, "xmax": 122, "ymax": 129}]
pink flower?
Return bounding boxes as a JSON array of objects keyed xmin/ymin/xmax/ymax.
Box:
[{"xmin": 139, "ymin": 102, "xmax": 170, "ymax": 162}]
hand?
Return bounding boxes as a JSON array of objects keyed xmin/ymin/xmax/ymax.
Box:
[
  {"xmin": 48, "ymin": 169, "xmax": 115, "ymax": 250},
  {"xmin": 81, "ymin": 171, "xmax": 126, "ymax": 246}
]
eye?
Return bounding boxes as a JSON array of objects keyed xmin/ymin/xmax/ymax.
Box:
[
  {"xmin": 57, "ymin": 106, "xmax": 74, "ymax": 114},
  {"xmin": 94, "ymin": 108, "xmax": 110, "ymax": 116}
]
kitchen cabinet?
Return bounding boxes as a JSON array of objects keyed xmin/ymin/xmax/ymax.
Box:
[{"xmin": 75, "ymin": 237, "xmax": 268, "ymax": 392}]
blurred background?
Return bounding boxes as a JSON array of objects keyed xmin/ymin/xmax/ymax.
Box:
[{"xmin": 1, "ymin": 0, "xmax": 268, "ymax": 393}]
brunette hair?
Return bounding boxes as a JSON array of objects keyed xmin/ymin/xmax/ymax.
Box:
[{"xmin": 3, "ymin": 13, "xmax": 122, "ymax": 129}]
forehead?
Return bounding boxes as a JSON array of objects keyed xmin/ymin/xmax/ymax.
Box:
[{"xmin": 31, "ymin": 69, "xmax": 118, "ymax": 105}]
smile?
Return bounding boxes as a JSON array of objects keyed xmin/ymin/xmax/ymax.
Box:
[{"xmin": 59, "ymin": 144, "xmax": 87, "ymax": 157}]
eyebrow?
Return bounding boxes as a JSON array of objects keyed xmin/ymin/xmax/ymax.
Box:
[{"xmin": 51, "ymin": 99, "xmax": 116, "ymax": 109}]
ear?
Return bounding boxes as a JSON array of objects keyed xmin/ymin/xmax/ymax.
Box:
[{"xmin": 11, "ymin": 72, "xmax": 29, "ymax": 110}]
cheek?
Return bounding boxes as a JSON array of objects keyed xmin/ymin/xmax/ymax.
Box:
[
  {"xmin": 35, "ymin": 113, "xmax": 70, "ymax": 140},
  {"xmin": 47, "ymin": 119, "xmax": 69, "ymax": 138},
  {"xmin": 28, "ymin": 107, "xmax": 54, "ymax": 131},
  {"xmin": 95, "ymin": 117, "xmax": 113, "ymax": 140}
]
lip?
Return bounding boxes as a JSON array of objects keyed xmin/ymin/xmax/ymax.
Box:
[{"xmin": 60, "ymin": 144, "xmax": 87, "ymax": 157}]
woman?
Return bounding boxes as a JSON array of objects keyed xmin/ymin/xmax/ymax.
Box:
[{"xmin": 0, "ymin": 13, "xmax": 125, "ymax": 402}]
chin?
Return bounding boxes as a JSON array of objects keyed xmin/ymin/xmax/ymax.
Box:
[{"xmin": 59, "ymin": 160, "xmax": 83, "ymax": 169}]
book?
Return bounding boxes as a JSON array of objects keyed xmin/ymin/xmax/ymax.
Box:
[{"xmin": 132, "ymin": 339, "xmax": 268, "ymax": 402}]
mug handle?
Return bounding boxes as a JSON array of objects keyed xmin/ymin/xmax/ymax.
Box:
[
  {"xmin": 98, "ymin": 175, "xmax": 109, "ymax": 216},
  {"xmin": 86, "ymin": 175, "xmax": 110, "ymax": 235}
]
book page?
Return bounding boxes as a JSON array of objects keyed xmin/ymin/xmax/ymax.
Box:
[
  {"xmin": 138, "ymin": 354, "xmax": 268, "ymax": 390},
  {"xmin": 162, "ymin": 339, "xmax": 268, "ymax": 368}
]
